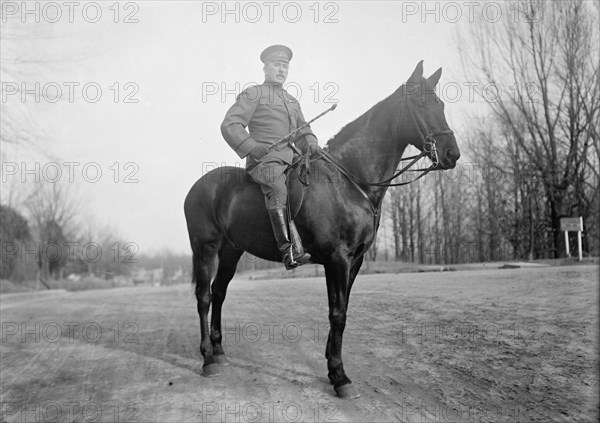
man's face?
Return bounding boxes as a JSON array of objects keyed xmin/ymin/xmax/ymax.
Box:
[{"xmin": 263, "ymin": 60, "xmax": 289, "ymax": 84}]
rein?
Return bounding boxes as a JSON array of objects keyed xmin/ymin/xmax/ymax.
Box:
[{"xmin": 302, "ymin": 99, "xmax": 454, "ymax": 225}]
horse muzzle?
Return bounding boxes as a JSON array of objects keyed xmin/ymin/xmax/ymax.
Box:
[{"xmin": 436, "ymin": 147, "xmax": 460, "ymax": 169}]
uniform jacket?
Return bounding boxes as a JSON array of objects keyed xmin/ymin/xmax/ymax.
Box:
[{"xmin": 221, "ymin": 82, "xmax": 318, "ymax": 167}]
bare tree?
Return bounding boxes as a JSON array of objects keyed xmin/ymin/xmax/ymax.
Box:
[
  {"xmin": 389, "ymin": 188, "xmax": 402, "ymax": 260},
  {"xmin": 1, "ymin": 9, "xmax": 101, "ymax": 148},
  {"xmin": 1, "ymin": 16, "xmax": 56, "ymax": 147},
  {"xmin": 0, "ymin": 204, "xmax": 30, "ymax": 279},
  {"xmin": 458, "ymin": 0, "xmax": 600, "ymax": 257},
  {"xmin": 74, "ymin": 217, "xmax": 135, "ymax": 278},
  {"xmin": 25, "ymin": 181, "xmax": 82, "ymax": 280}
]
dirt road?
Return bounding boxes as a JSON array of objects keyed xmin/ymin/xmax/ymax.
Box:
[{"xmin": 1, "ymin": 265, "xmax": 598, "ymax": 422}]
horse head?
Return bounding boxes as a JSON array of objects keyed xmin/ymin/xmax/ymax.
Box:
[{"xmin": 402, "ymin": 61, "xmax": 460, "ymax": 170}]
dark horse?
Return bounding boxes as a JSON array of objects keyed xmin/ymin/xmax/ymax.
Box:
[{"xmin": 184, "ymin": 61, "xmax": 460, "ymax": 398}]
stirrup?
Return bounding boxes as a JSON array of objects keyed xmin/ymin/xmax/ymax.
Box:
[{"xmin": 283, "ymin": 243, "xmax": 312, "ymax": 270}]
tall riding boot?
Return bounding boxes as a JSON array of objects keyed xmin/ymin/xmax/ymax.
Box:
[
  {"xmin": 268, "ymin": 208, "xmax": 311, "ymax": 270},
  {"xmin": 288, "ymin": 219, "xmax": 309, "ymax": 260}
]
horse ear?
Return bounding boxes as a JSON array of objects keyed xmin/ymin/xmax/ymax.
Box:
[
  {"xmin": 427, "ymin": 68, "xmax": 442, "ymax": 86},
  {"xmin": 408, "ymin": 60, "xmax": 424, "ymax": 83}
]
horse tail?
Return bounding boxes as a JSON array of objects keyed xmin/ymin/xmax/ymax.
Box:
[{"xmin": 184, "ymin": 173, "xmax": 223, "ymax": 287}]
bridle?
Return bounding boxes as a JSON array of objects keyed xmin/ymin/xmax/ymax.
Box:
[
  {"xmin": 406, "ymin": 99, "xmax": 455, "ymax": 171},
  {"xmin": 312, "ymin": 97, "xmax": 454, "ymax": 223}
]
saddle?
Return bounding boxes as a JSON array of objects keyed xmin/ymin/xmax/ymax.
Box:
[{"xmin": 284, "ymin": 158, "xmax": 310, "ymax": 221}]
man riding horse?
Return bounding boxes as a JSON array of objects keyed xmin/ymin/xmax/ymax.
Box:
[{"xmin": 221, "ymin": 45, "xmax": 319, "ymax": 270}]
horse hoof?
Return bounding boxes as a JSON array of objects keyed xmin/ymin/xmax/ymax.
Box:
[
  {"xmin": 335, "ymin": 383, "xmax": 360, "ymax": 399},
  {"xmin": 203, "ymin": 363, "xmax": 222, "ymax": 377},
  {"xmin": 213, "ymin": 355, "xmax": 230, "ymax": 366}
]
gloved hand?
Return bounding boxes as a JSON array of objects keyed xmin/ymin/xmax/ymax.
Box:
[
  {"xmin": 305, "ymin": 142, "xmax": 320, "ymax": 156},
  {"xmin": 249, "ymin": 145, "xmax": 269, "ymax": 160}
]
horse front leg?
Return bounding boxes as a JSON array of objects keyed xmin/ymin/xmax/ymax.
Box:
[
  {"xmin": 325, "ymin": 254, "xmax": 364, "ymax": 361},
  {"xmin": 324, "ymin": 257, "xmax": 361, "ymax": 399}
]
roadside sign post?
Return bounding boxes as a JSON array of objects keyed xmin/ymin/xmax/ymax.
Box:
[
  {"xmin": 577, "ymin": 230, "xmax": 582, "ymax": 261},
  {"xmin": 560, "ymin": 217, "xmax": 583, "ymax": 261}
]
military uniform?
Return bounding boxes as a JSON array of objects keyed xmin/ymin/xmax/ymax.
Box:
[
  {"xmin": 221, "ymin": 81, "xmax": 318, "ymax": 208},
  {"xmin": 220, "ymin": 44, "xmax": 316, "ymax": 269}
]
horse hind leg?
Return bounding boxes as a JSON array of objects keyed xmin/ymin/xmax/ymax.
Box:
[
  {"xmin": 192, "ymin": 237, "xmax": 222, "ymax": 376},
  {"xmin": 209, "ymin": 242, "xmax": 244, "ymax": 365}
]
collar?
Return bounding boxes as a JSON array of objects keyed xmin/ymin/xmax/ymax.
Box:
[{"xmin": 263, "ymin": 81, "xmax": 283, "ymax": 87}]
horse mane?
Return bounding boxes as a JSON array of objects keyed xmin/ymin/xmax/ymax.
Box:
[{"xmin": 325, "ymin": 83, "xmax": 408, "ymax": 151}]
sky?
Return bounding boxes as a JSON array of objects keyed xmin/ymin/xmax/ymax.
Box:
[{"xmin": 2, "ymin": 1, "xmax": 493, "ymax": 254}]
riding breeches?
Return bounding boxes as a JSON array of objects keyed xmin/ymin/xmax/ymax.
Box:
[{"xmin": 247, "ymin": 157, "xmax": 288, "ymax": 209}]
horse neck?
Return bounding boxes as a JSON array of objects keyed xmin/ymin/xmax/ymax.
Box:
[{"xmin": 328, "ymin": 92, "xmax": 412, "ymax": 207}]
